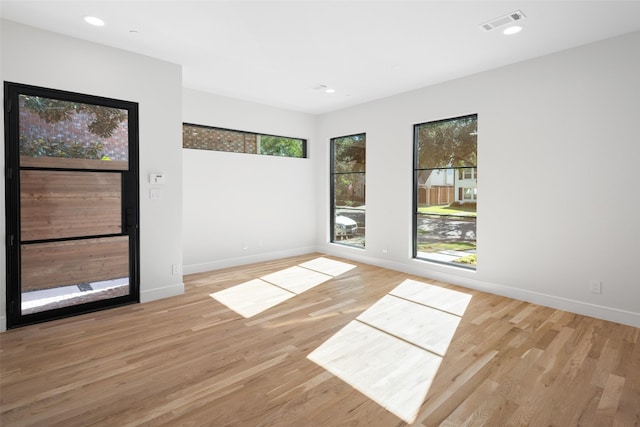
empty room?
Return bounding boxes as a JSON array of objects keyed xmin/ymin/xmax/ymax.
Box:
[{"xmin": 1, "ymin": 1, "xmax": 639, "ymax": 426}]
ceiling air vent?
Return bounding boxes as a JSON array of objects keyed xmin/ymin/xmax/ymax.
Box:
[{"xmin": 480, "ymin": 10, "xmax": 526, "ymax": 31}]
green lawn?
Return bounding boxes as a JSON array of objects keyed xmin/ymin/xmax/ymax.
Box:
[
  {"xmin": 454, "ymin": 254, "xmax": 476, "ymax": 265},
  {"xmin": 417, "ymin": 242, "xmax": 477, "ymax": 266},
  {"xmin": 417, "ymin": 242, "xmax": 476, "ymax": 253},
  {"xmin": 418, "ymin": 203, "xmax": 476, "ymax": 217}
]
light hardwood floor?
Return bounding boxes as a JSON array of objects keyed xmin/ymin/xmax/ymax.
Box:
[{"xmin": 1, "ymin": 253, "xmax": 639, "ymax": 426}]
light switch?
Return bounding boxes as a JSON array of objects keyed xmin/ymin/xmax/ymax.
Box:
[{"xmin": 150, "ymin": 173, "xmax": 166, "ymax": 185}]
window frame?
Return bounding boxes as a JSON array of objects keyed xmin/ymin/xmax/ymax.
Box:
[
  {"xmin": 330, "ymin": 132, "xmax": 366, "ymax": 248},
  {"xmin": 4, "ymin": 81, "xmax": 140, "ymax": 328},
  {"xmin": 412, "ymin": 114, "xmax": 477, "ymax": 270}
]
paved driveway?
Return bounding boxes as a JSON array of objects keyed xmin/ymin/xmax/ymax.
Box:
[{"xmin": 416, "ymin": 215, "xmax": 476, "ymax": 243}]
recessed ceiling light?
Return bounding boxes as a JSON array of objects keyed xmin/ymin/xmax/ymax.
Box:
[
  {"xmin": 83, "ymin": 16, "xmax": 105, "ymax": 27},
  {"xmin": 313, "ymin": 84, "xmax": 337, "ymax": 94},
  {"xmin": 503, "ymin": 25, "xmax": 523, "ymax": 35}
]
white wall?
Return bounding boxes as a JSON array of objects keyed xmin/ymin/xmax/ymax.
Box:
[
  {"xmin": 316, "ymin": 31, "xmax": 640, "ymax": 327},
  {"xmin": 182, "ymin": 89, "xmax": 317, "ymax": 273},
  {"xmin": 1, "ymin": 20, "xmax": 184, "ymax": 330}
]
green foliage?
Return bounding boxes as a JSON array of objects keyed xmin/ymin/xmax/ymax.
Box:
[
  {"xmin": 332, "ymin": 134, "xmax": 366, "ymax": 206},
  {"xmin": 21, "ymin": 95, "xmax": 127, "ymax": 138},
  {"xmin": 417, "ymin": 115, "xmax": 477, "ymax": 169},
  {"xmin": 453, "ymin": 254, "xmax": 477, "ymax": 265},
  {"xmin": 333, "ymin": 134, "xmax": 365, "ymax": 173},
  {"xmin": 19, "ymin": 136, "xmax": 104, "ymax": 159},
  {"xmin": 259, "ymin": 135, "xmax": 304, "ymax": 157}
]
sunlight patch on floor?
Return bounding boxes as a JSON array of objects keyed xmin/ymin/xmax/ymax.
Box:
[
  {"xmin": 261, "ymin": 266, "xmax": 332, "ymax": 294},
  {"xmin": 357, "ymin": 295, "xmax": 462, "ymax": 357},
  {"xmin": 307, "ymin": 278, "xmax": 472, "ymax": 423},
  {"xmin": 308, "ymin": 320, "xmax": 442, "ymax": 423},
  {"xmin": 210, "ymin": 279, "xmax": 295, "ymax": 318},
  {"xmin": 299, "ymin": 257, "xmax": 357, "ymax": 277},
  {"xmin": 210, "ymin": 257, "xmax": 356, "ymax": 318},
  {"xmin": 390, "ymin": 279, "xmax": 472, "ymax": 316}
]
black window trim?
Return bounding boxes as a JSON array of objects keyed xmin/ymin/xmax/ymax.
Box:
[
  {"xmin": 330, "ymin": 132, "xmax": 366, "ymax": 249},
  {"xmin": 412, "ymin": 113, "xmax": 477, "ymax": 270}
]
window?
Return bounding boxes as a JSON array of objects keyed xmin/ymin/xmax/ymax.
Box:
[
  {"xmin": 413, "ymin": 114, "xmax": 477, "ymax": 269},
  {"xmin": 460, "ymin": 187, "xmax": 477, "ymax": 202},
  {"xmin": 183, "ymin": 123, "xmax": 306, "ymax": 158},
  {"xmin": 331, "ymin": 133, "xmax": 366, "ymax": 248},
  {"xmin": 460, "ymin": 168, "xmax": 476, "ymax": 180}
]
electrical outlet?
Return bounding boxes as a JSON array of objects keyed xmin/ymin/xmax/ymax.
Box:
[
  {"xmin": 150, "ymin": 189, "xmax": 163, "ymax": 200},
  {"xmin": 590, "ymin": 280, "xmax": 602, "ymax": 294}
]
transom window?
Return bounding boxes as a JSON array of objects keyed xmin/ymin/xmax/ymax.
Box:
[{"xmin": 183, "ymin": 123, "xmax": 306, "ymax": 158}]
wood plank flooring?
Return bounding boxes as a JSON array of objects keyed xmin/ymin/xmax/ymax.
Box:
[{"xmin": 1, "ymin": 253, "xmax": 639, "ymax": 426}]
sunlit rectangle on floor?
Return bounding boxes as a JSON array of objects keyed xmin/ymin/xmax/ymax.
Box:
[
  {"xmin": 357, "ymin": 294, "xmax": 462, "ymax": 356},
  {"xmin": 308, "ymin": 278, "xmax": 472, "ymax": 422},
  {"xmin": 261, "ymin": 266, "xmax": 332, "ymax": 294},
  {"xmin": 307, "ymin": 320, "xmax": 442, "ymax": 423},
  {"xmin": 298, "ymin": 257, "xmax": 356, "ymax": 277},
  {"xmin": 390, "ymin": 279, "xmax": 472, "ymax": 316},
  {"xmin": 210, "ymin": 279, "xmax": 295, "ymax": 318},
  {"xmin": 210, "ymin": 257, "xmax": 358, "ymax": 318}
]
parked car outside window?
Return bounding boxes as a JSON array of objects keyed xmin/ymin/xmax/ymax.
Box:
[{"xmin": 335, "ymin": 215, "xmax": 357, "ymax": 237}]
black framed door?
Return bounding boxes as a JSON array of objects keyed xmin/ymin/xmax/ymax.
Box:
[{"xmin": 4, "ymin": 82, "xmax": 139, "ymax": 328}]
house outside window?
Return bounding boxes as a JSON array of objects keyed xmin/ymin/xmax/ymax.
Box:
[{"xmin": 413, "ymin": 114, "xmax": 477, "ymax": 269}]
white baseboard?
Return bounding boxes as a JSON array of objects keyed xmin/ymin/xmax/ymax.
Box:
[
  {"xmin": 140, "ymin": 282, "xmax": 185, "ymax": 303},
  {"xmin": 0, "ymin": 316, "xmax": 6, "ymax": 332},
  {"xmin": 183, "ymin": 246, "xmax": 317, "ymax": 275},
  {"xmin": 321, "ymin": 248, "xmax": 640, "ymax": 328}
]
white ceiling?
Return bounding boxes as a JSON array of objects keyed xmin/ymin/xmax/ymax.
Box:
[{"xmin": 2, "ymin": 1, "xmax": 640, "ymax": 114}]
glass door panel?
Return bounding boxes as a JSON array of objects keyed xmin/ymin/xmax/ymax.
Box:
[
  {"xmin": 18, "ymin": 94, "xmax": 129, "ymax": 170},
  {"xmin": 21, "ymin": 237, "xmax": 130, "ymax": 315}
]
